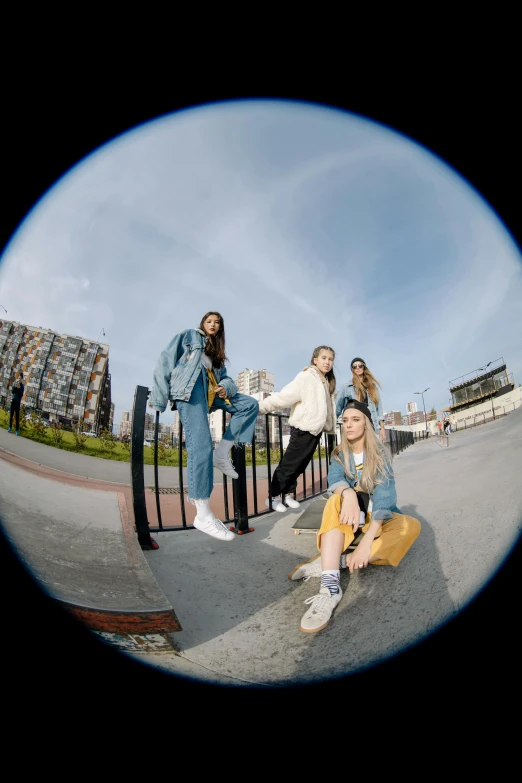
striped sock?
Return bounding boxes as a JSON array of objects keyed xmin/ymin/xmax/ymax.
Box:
[{"xmin": 321, "ymin": 569, "xmax": 340, "ymax": 596}]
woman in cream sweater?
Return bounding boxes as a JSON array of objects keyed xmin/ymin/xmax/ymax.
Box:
[{"xmin": 258, "ymin": 346, "xmax": 337, "ymax": 512}]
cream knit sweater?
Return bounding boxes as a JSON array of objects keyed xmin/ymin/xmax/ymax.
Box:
[{"xmin": 258, "ymin": 366, "xmax": 336, "ymax": 436}]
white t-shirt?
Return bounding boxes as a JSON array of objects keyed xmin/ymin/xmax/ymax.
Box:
[{"xmin": 353, "ymin": 451, "xmax": 373, "ymax": 513}]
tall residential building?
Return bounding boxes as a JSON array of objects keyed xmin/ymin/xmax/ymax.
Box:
[
  {"xmin": 208, "ymin": 408, "xmax": 225, "ymax": 444},
  {"xmin": 404, "ymin": 410, "xmax": 426, "ymax": 425},
  {"xmin": 121, "ymin": 409, "xmax": 178, "ymax": 443},
  {"xmin": 208, "ymin": 385, "xmax": 290, "ymax": 449},
  {"xmin": 383, "ymin": 410, "xmax": 403, "ymax": 426},
  {"xmin": 406, "ymin": 401, "xmax": 417, "ymax": 414},
  {"xmin": 120, "ymin": 411, "xmax": 132, "ymax": 439},
  {"xmin": 144, "ymin": 412, "xmax": 155, "ymax": 441},
  {"xmin": 162, "ymin": 421, "xmax": 177, "ymax": 444},
  {"xmin": 0, "ymin": 319, "xmax": 111, "ymax": 432},
  {"xmin": 249, "ymin": 389, "xmax": 291, "ymax": 449},
  {"xmin": 236, "ymin": 369, "xmax": 274, "ymax": 396}
]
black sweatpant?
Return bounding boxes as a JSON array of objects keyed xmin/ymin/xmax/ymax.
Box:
[
  {"xmin": 9, "ymin": 402, "xmax": 20, "ymax": 430},
  {"xmin": 270, "ymin": 427, "xmax": 321, "ymax": 498}
]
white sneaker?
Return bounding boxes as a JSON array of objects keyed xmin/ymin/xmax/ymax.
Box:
[
  {"xmin": 213, "ymin": 453, "xmax": 239, "ymax": 479},
  {"xmin": 284, "ymin": 495, "xmax": 300, "ymax": 509},
  {"xmin": 193, "ymin": 515, "xmax": 235, "ymax": 541},
  {"xmin": 265, "ymin": 497, "xmax": 286, "ymax": 513},
  {"xmin": 288, "ymin": 554, "xmax": 322, "ymax": 581},
  {"xmin": 300, "ymin": 586, "xmax": 343, "ymax": 633}
]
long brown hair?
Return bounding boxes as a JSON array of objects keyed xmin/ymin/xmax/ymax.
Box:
[
  {"xmin": 352, "ymin": 363, "xmax": 382, "ymax": 407},
  {"xmin": 199, "ymin": 311, "xmax": 228, "ymax": 368},
  {"xmin": 310, "ymin": 345, "xmax": 336, "ymax": 394},
  {"xmin": 332, "ymin": 406, "xmax": 392, "ymax": 495}
]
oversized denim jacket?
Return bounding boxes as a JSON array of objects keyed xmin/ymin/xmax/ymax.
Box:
[
  {"xmin": 327, "ymin": 449, "xmax": 401, "ymax": 521},
  {"xmin": 335, "ymin": 382, "xmax": 384, "ymax": 431},
  {"xmin": 150, "ymin": 328, "xmax": 238, "ymax": 413}
]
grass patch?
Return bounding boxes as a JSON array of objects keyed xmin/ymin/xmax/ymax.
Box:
[{"xmin": 0, "ymin": 409, "xmax": 327, "ymax": 467}]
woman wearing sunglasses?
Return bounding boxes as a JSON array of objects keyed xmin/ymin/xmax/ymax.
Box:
[{"xmin": 336, "ymin": 357, "xmax": 386, "ymax": 441}]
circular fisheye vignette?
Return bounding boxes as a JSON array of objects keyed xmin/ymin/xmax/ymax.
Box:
[{"xmin": 1, "ymin": 97, "xmax": 520, "ymax": 688}]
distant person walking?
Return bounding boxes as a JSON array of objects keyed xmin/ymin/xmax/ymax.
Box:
[
  {"xmin": 8, "ymin": 377, "xmax": 24, "ymax": 435},
  {"xmin": 444, "ymin": 419, "xmax": 451, "ymax": 436},
  {"xmin": 258, "ymin": 346, "xmax": 337, "ymax": 512},
  {"xmin": 336, "ymin": 357, "xmax": 386, "ymax": 441},
  {"xmin": 150, "ymin": 311, "xmax": 259, "ymax": 542}
]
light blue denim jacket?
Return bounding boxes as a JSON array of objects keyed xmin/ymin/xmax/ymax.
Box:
[
  {"xmin": 327, "ymin": 449, "xmax": 400, "ymax": 521},
  {"xmin": 335, "ymin": 383, "xmax": 384, "ymax": 431},
  {"xmin": 150, "ymin": 328, "xmax": 238, "ymax": 413}
]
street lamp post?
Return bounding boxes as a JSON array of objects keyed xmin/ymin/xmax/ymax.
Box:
[{"xmin": 414, "ymin": 387, "xmax": 430, "ymax": 435}]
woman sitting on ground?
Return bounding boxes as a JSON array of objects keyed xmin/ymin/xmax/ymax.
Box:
[{"xmin": 289, "ymin": 399, "xmax": 421, "ymax": 634}]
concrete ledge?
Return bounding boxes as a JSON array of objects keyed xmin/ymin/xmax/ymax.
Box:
[
  {"xmin": 0, "ymin": 459, "xmax": 182, "ymax": 635},
  {"xmin": 59, "ymin": 603, "xmax": 181, "ymax": 634}
]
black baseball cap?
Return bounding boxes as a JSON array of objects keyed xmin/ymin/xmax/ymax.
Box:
[{"xmin": 342, "ymin": 399, "xmax": 375, "ymax": 429}]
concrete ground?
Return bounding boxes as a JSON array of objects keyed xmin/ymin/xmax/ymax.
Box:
[{"xmin": 1, "ymin": 408, "xmax": 521, "ymax": 688}]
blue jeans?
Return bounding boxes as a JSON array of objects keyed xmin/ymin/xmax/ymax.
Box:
[{"xmin": 176, "ymin": 371, "xmax": 259, "ymax": 500}]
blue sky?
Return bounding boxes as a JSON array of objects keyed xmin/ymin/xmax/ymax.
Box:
[{"xmin": 1, "ymin": 99, "xmax": 521, "ymax": 424}]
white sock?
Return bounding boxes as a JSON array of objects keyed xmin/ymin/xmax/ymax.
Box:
[
  {"xmin": 214, "ymin": 439, "xmax": 232, "ymax": 459},
  {"xmin": 194, "ymin": 499, "xmax": 213, "ymax": 519}
]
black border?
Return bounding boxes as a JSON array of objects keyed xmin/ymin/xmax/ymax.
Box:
[{"xmin": 2, "ymin": 69, "xmax": 521, "ymax": 719}]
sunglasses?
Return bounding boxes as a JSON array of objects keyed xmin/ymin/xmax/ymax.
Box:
[{"xmin": 352, "ymin": 363, "xmax": 365, "ymax": 370}]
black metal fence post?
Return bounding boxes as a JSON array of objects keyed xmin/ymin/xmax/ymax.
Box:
[
  {"xmin": 130, "ymin": 385, "xmax": 155, "ymax": 549},
  {"xmin": 327, "ymin": 434, "xmax": 336, "ymax": 464},
  {"xmin": 265, "ymin": 415, "xmax": 273, "ymax": 510},
  {"xmin": 153, "ymin": 410, "xmax": 164, "ymax": 531},
  {"xmin": 231, "ymin": 445, "xmax": 254, "ymax": 534}
]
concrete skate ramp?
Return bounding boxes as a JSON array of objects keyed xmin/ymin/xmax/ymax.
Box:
[{"xmin": 0, "ymin": 457, "xmax": 180, "ymax": 634}]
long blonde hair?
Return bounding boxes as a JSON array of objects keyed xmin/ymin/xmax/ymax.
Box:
[
  {"xmin": 311, "ymin": 345, "xmax": 336, "ymax": 394},
  {"xmin": 332, "ymin": 410, "xmax": 392, "ymax": 495},
  {"xmin": 352, "ymin": 364, "xmax": 382, "ymax": 407}
]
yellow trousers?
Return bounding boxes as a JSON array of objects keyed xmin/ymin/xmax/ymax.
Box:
[{"xmin": 317, "ymin": 494, "xmax": 421, "ymax": 567}]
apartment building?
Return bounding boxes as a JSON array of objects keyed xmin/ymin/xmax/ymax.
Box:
[{"xmin": 0, "ymin": 319, "xmax": 111, "ymax": 432}]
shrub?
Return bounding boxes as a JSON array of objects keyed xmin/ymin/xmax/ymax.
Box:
[
  {"xmin": 99, "ymin": 427, "xmax": 117, "ymax": 453},
  {"xmin": 28, "ymin": 409, "xmax": 48, "ymax": 440},
  {"xmin": 72, "ymin": 418, "xmax": 88, "ymax": 451},
  {"xmin": 50, "ymin": 421, "xmax": 64, "ymax": 447}
]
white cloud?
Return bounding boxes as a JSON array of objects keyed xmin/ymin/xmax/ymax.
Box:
[{"xmin": 1, "ymin": 99, "xmax": 521, "ymax": 421}]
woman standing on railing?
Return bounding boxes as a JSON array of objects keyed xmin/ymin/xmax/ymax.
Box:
[
  {"xmin": 149, "ymin": 311, "xmax": 259, "ymax": 542},
  {"xmin": 289, "ymin": 399, "xmax": 421, "ymax": 633},
  {"xmin": 335, "ymin": 357, "xmax": 386, "ymax": 441},
  {"xmin": 258, "ymin": 346, "xmax": 337, "ymax": 513}
]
